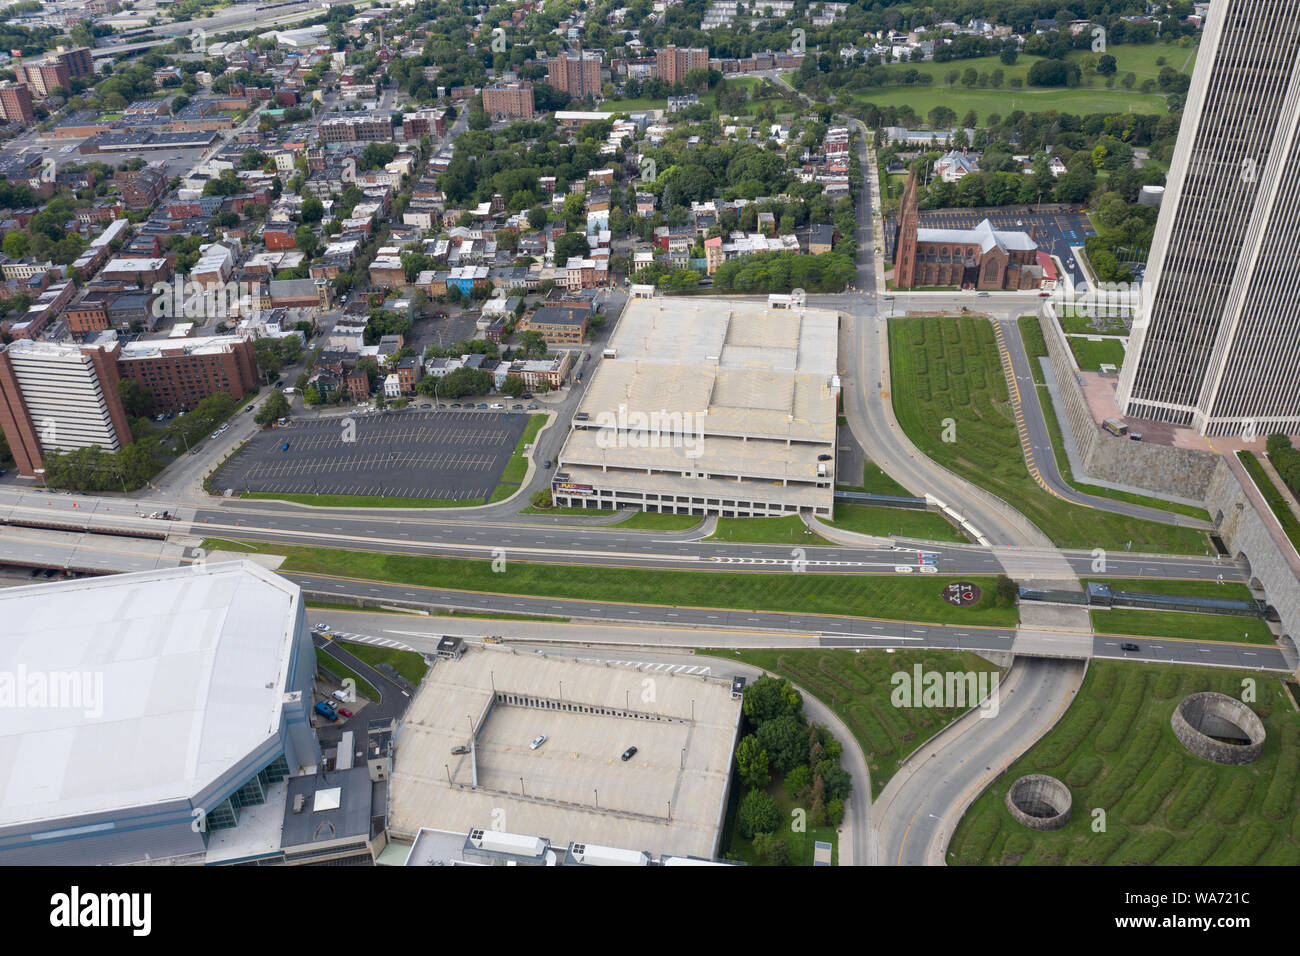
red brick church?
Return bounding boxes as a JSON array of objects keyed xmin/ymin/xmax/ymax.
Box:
[{"xmin": 892, "ymin": 170, "xmax": 1043, "ymax": 290}]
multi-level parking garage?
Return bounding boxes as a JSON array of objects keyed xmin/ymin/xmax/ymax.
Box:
[{"xmin": 552, "ymin": 297, "xmax": 842, "ymax": 517}]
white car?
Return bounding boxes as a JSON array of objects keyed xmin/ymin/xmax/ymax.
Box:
[
  {"xmin": 529, "ymin": 734, "xmax": 547, "ymax": 750},
  {"xmin": 331, "ymin": 689, "xmax": 350, "ymax": 702},
  {"xmin": 894, "ymin": 565, "xmax": 914, "ymax": 573},
  {"xmin": 313, "ymin": 623, "xmax": 330, "ymax": 633},
  {"xmin": 210, "ymin": 431, "xmax": 221, "ymax": 440}
]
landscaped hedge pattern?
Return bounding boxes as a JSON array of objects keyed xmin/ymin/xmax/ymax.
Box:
[{"xmin": 949, "ymin": 662, "xmax": 1300, "ymax": 865}]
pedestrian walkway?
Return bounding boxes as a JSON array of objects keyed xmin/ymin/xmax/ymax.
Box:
[{"xmin": 991, "ymin": 321, "xmax": 1070, "ymax": 503}]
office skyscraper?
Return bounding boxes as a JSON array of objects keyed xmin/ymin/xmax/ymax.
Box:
[{"xmin": 1116, "ymin": 0, "xmax": 1300, "ymax": 436}]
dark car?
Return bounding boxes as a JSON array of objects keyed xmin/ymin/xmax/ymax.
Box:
[
  {"xmin": 450, "ymin": 403, "xmax": 462, "ymax": 408},
  {"xmin": 451, "ymin": 745, "xmax": 471, "ymax": 755},
  {"xmin": 476, "ymin": 403, "xmax": 487, "ymax": 409},
  {"xmin": 1120, "ymin": 642, "xmax": 1140, "ymax": 652},
  {"xmin": 817, "ymin": 454, "xmax": 832, "ymax": 461},
  {"xmin": 522, "ymin": 393, "xmax": 533, "ymax": 399},
  {"xmin": 544, "ymin": 459, "xmax": 553, "ymax": 468},
  {"xmin": 420, "ymin": 403, "xmax": 432, "ymax": 409},
  {"xmin": 621, "ymin": 746, "xmax": 638, "ymax": 761}
]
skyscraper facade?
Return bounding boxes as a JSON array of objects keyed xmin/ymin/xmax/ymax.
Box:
[{"xmin": 1116, "ymin": 0, "xmax": 1300, "ymax": 436}]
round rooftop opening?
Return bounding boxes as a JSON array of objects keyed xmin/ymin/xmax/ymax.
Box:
[
  {"xmin": 1005, "ymin": 774, "xmax": 1072, "ymax": 831},
  {"xmin": 1171, "ymin": 692, "xmax": 1265, "ymax": 765}
]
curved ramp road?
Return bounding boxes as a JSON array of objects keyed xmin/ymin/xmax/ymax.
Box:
[{"xmin": 871, "ymin": 657, "xmax": 1087, "ymax": 866}]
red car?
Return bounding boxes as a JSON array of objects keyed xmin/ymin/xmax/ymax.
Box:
[{"xmin": 337, "ymin": 707, "xmax": 353, "ymax": 718}]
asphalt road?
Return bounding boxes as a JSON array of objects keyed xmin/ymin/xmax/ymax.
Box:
[{"xmin": 287, "ymin": 571, "xmax": 1292, "ymax": 671}]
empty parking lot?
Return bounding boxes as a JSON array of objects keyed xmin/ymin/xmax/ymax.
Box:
[{"xmin": 211, "ymin": 409, "xmax": 530, "ymax": 500}]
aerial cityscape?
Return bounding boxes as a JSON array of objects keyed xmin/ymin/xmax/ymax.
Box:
[{"xmin": 0, "ymin": 0, "xmax": 1291, "ymax": 905}]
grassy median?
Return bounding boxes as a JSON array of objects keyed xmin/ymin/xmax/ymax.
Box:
[
  {"xmin": 889, "ymin": 317, "xmax": 1211, "ymax": 554},
  {"xmin": 828, "ymin": 503, "xmax": 968, "ymax": 543},
  {"xmin": 950, "ymin": 662, "xmax": 1300, "ymax": 865},
  {"xmin": 266, "ymin": 542, "xmax": 1020, "ymax": 626}
]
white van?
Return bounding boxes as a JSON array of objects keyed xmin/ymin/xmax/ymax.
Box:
[
  {"xmin": 489, "ymin": 403, "xmax": 504, "ymax": 409},
  {"xmin": 283, "ymin": 387, "xmax": 296, "ymax": 395}
]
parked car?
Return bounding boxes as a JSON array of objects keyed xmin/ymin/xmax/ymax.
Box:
[
  {"xmin": 476, "ymin": 403, "xmax": 488, "ymax": 409},
  {"xmin": 489, "ymin": 403, "xmax": 504, "ymax": 409},
  {"xmin": 337, "ymin": 707, "xmax": 353, "ymax": 718},
  {"xmin": 331, "ymin": 689, "xmax": 349, "ymax": 703},
  {"xmin": 451, "ymin": 745, "xmax": 470, "ymax": 755},
  {"xmin": 211, "ymin": 431, "xmax": 221, "ymax": 440},
  {"xmin": 621, "ymin": 746, "xmax": 638, "ymax": 761},
  {"xmin": 512, "ymin": 404, "xmax": 523, "ymax": 410},
  {"xmin": 530, "ymin": 734, "xmax": 547, "ymax": 750},
  {"xmin": 1038, "ymin": 291, "xmax": 1051, "ymax": 297},
  {"xmin": 420, "ymin": 403, "xmax": 432, "ymax": 409},
  {"xmin": 817, "ymin": 454, "xmax": 832, "ymax": 461},
  {"xmin": 484, "ymin": 635, "xmax": 504, "ymax": 644},
  {"xmin": 526, "ymin": 404, "xmax": 538, "ymax": 410},
  {"xmin": 313, "ymin": 623, "xmax": 331, "ymax": 633},
  {"xmin": 1120, "ymin": 642, "xmax": 1140, "ymax": 652},
  {"xmin": 976, "ymin": 292, "xmax": 990, "ymax": 297},
  {"xmin": 544, "ymin": 459, "xmax": 553, "ymax": 469},
  {"xmin": 314, "ymin": 701, "xmax": 339, "ymax": 722}
]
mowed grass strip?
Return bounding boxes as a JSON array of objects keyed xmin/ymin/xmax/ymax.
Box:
[
  {"xmin": 702, "ymin": 648, "xmax": 1004, "ymax": 798},
  {"xmin": 709, "ymin": 515, "xmax": 835, "ymax": 545},
  {"xmin": 1082, "ymin": 577, "xmax": 1255, "ymax": 602},
  {"xmin": 337, "ymin": 640, "xmax": 428, "ymax": 685},
  {"xmin": 949, "ymin": 662, "xmax": 1300, "ymax": 866},
  {"xmin": 1091, "ymin": 608, "xmax": 1274, "ymax": 645},
  {"xmin": 616, "ymin": 511, "xmax": 705, "ymax": 531},
  {"xmin": 829, "ymin": 503, "xmax": 968, "ymax": 543},
  {"xmin": 888, "ymin": 317, "xmax": 1210, "ymax": 554},
  {"xmin": 274, "ymin": 543, "xmax": 1018, "ymax": 626}
]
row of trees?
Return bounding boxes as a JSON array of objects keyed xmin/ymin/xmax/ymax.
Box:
[{"xmin": 1266, "ymin": 435, "xmax": 1300, "ymax": 500}]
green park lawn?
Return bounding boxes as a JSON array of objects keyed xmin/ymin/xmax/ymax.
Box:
[
  {"xmin": 828, "ymin": 503, "xmax": 967, "ymax": 542},
  {"xmin": 949, "ymin": 662, "xmax": 1300, "ymax": 865},
  {"xmin": 265, "ymin": 542, "xmax": 1020, "ymax": 626},
  {"xmin": 836, "ymin": 461, "xmax": 915, "ymax": 497},
  {"xmin": 889, "ymin": 316, "xmax": 1212, "ymax": 554},
  {"xmin": 1067, "ymin": 336, "xmax": 1127, "ymax": 371},
  {"xmin": 705, "ymin": 648, "xmax": 1004, "ymax": 798}
]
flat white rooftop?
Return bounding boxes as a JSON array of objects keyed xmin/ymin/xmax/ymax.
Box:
[
  {"xmin": 0, "ymin": 561, "xmax": 301, "ymax": 830},
  {"xmin": 389, "ymin": 647, "xmax": 741, "ymax": 860}
]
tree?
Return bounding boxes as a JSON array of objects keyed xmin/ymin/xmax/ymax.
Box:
[
  {"xmin": 757, "ymin": 714, "xmax": 810, "ymax": 773},
  {"xmin": 736, "ymin": 735, "xmax": 771, "ymax": 790},
  {"xmin": 743, "ymin": 675, "xmax": 803, "ymax": 725},
  {"xmin": 1097, "ymin": 54, "xmax": 1117, "ymax": 76},
  {"xmin": 528, "ymin": 205, "xmax": 548, "ymax": 229},
  {"xmin": 751, "ymin": 831, "xmax": 792, "ymax": 865},
  {"xmin": 502, "ymin": 374, "xmax": 527, "ymax": 398},
  {"xmin": 117, "ymin": 378, "xmax": 152, "ymax": 418},
  {"xmin": 784, "ymin": 763, "xmax": 812, "ymax": 801},
  {"xmin": 530, "ymin": 489, "xmax": 553, "ymax": 509},
  {"xmin": 255, "ymin": 390, "xmax": 290, "ymax": 425},
  {"xmin": 300, "ymin": 196, "xmax": 324, "ymax": 222},
  {"xmin": 516, "ymin": 330, "xmax": 548, "ymax": 358},
  {"xmin": 554, "ymin": 231, "xmax": 590, "ymax": 263},
  {"xmin": 736, "ymin": 789, "xmax": 781, "ymax": 839}
]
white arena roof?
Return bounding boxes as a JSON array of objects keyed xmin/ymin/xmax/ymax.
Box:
[{"xmin": 0, "ymin": 562, "xmax": 302, "ymax": 830}]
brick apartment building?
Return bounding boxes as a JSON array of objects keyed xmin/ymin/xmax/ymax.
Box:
[
  {"xmin": 0, "ymin": 83, "xmax": 34, "ymax": 124},
  {"xmin": 116, "ymin": 167, "xmax": 168, "ymax": 211},
  {"xmin": 482, "ymin": 82, "xmax": 535, "ymax": 120},
  {"xmin": 547, "ymin": 52, "xmax": 602, "ymax": 99},
  {"xmin": 116, "ymin": 335, "xmax": 260, "ymax": 414},
  {"xmin": 318, "ymin": 117, "xmax": 394, "ymax": 143},
  {"xmin": 0, "ymin": 339, "xmax": 133, "ymax": 476},
  {"xmin": 655, "ymin": 46, "xmax": 709, "ymax": 86}
]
